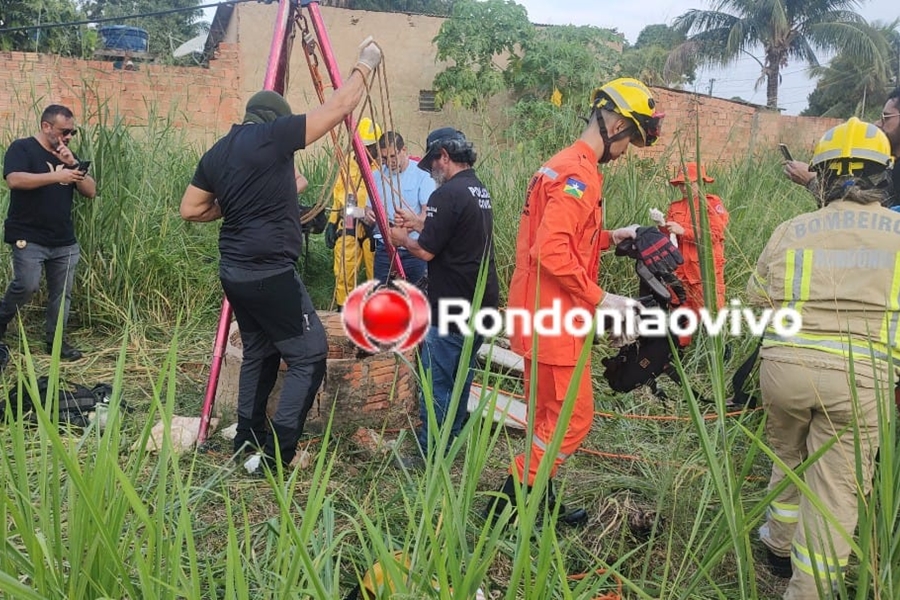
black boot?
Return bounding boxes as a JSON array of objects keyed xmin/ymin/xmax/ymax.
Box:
[
  {"xmin": 483, "ymin": 474, "xmax": 518, "ymax": 525},
  {"xmin": 766, "ymin": 548, "xmax": 793, "ymax": 578},
  {"xmin": 545, "ymin": 480, "xmax": 589, "ymax": 527}
]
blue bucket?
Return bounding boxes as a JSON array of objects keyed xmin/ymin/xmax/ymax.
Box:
[{"xmin": 98, "ymin": 26, "xmax": 149, "ymax": 53}]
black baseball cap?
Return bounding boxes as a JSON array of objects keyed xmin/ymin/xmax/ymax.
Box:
[{"xmin": 417, "ymin": 127, "xmax": 467, "ymax": 173}]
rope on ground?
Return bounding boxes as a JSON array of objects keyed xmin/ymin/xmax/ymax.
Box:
[{"xmin": 567, "ymin": 568, "xmax": 623, "ymax": 600}]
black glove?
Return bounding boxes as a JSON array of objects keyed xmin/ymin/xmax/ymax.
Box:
[
  {"xmin": 324, "ymin": 222, "xmax": 338, "ymax": 250},
  {"xmin": 630, "ymin": 226, "xmax": 683, "ymax": 276}
]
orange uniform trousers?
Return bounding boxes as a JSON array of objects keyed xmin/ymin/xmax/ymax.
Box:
[{"xmin": 513, "ymin": 359, "xmax": 595, "ymax": 486}]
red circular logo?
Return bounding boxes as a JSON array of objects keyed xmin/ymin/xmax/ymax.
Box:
[{"xmin": 342, "ymin": 280, "xmax": 431, "ymax": 353}]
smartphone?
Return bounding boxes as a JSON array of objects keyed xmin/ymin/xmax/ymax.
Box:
[
  {"xmin": 77, "ymin": 160, "xmax": 91, "ymax": 174},
  {"xmin": 778, "ymin": 144, "xmax": 793, "ymax": 162}
]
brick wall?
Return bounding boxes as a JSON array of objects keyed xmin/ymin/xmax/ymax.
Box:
[
  {"xmin": 0, "ymin": 41, "xmax": 843, "ymax": 163},
  {"xmin": 0, "ymin": 44, "xmax": 242, "ymax": 142},
  {"xmin": 643, "ymin": 88, "xmax": 844, "ymax": 167}
]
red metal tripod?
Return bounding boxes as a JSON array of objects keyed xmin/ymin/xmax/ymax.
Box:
[{"xmin": 196, "ymin": 0, "xmax": 402, "ymax": 445}]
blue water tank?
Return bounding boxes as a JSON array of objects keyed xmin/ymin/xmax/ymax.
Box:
[{"xmin": 98, "ymin": 26, "xmax": 149, "ymax": 53}]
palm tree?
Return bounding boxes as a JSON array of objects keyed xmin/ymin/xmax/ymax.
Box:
[
  {"xmin": 666, "ymin": 0, "xmax": 880, "ymax": 110},
  {"xmin": 804, "ymin": 19, "xmax": 899, "ymax": 118}
]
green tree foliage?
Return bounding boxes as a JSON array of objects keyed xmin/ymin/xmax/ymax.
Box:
[
  {"xmin": 803, "ymin": 19, "xmax": 900, "ymax": 119},
  {"xmin": 432, "ymin": 0, "xmax": 629, "ymax": 156},
  {"xmin": 81, "ymin": 0, "xmax": 206, "ymax": 63},
  {"xmin": 668, "ymin": 0, "xmax": 877, "ymax": 110},
  {"xmin": 0, "ymin": 0, "xmax": 90, "ymax": 56},
  {"xmin": 432, "ymin": 0, "xmax": 532, "ymax": 110},
  {"xmin": 635, "ymin": 23, "xmax": 684, "ymax": 50},
  {"xmin": 619, "ymin": 24, "xmax": 695, "ymax": 87},
  {"xmin": 506, "ymin": 24, "xmax": 619, "ymax": 102},
  {"xmin": 504, "ymin": 25, "xmax": 620, "ymax": 157}
]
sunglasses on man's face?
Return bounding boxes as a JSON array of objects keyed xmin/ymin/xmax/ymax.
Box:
[{"xmin": 44, "ymin": 122, "xmax": 77, "ymax": 137}]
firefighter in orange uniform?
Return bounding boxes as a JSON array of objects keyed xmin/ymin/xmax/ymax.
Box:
[
  {"xmin": 484, "ymin": 78, "xmax": 664, "ymax": 525},
  {"xmin": 660, "ymin": 162, "xmax": 729, "ymax": 346}
]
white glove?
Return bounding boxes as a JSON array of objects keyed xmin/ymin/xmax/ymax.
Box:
[
  {"xmin": 599, "ymin": 292, "xmax": 641, "ymax": 312},
  {"xmin": 243, "ymin": 453, "xmax": 262, "ymax": 474},
  {"xmin": 596, "ymin": 293, "xmax": 644, "ymax": 346},
  {"xmin": 610, "ymin": 224, "xmax": 640, "ymax": 245},
  {"xmin": 355, "ymin": 36, "xmax": 382, "ymax": 75},
  {"xmin": 649, "ymin": 208, "xmax": 665, "ymax": 226}
]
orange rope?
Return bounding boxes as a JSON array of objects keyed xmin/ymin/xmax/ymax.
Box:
[
  {"xmin": 467, "ymin": 381, "xmax": 767, "ymax": 480},
  {"xmin": 567, "ymin": 568, "xmax": 623, "ymax": 600}
]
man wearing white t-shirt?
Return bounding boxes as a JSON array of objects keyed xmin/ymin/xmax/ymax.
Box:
[{"xmin": 367, "ymin": 131, "xmax": 434, "ymax": 286}]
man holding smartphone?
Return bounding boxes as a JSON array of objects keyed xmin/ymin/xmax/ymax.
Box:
[
  {"xmin": 784, "ymin": 86, "xmax": 900, "ymax": 208},
  {"xmin": 0, "ymin": 104, "xmax": 96, "ymax": 363}
]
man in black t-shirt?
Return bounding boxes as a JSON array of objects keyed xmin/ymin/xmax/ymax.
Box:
[
  {"xmin": 1, "ymin": 104, "xmax": 97, "ymax": 363},
  {"xmin": 390, "ymin": 127, "xmax": 499, "ymax": 462},
  {"xmin": 180, "ymin": 37, "xmax": 382, "ymax": 473}
]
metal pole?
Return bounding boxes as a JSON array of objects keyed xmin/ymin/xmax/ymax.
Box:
[
  {"xmin": 302, "ymin": 0, "xmax": 406, "ymax": 280},
  {"xmin": 197, "ymin": 0, "xmax": 296, "ymax": 446}
]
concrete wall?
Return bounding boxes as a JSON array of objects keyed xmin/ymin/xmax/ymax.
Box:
[{"xmin": 231, "ymin": 3, "xmax": 507, "ymax": 156}]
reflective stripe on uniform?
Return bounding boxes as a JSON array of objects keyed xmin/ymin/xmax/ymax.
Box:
[
  {"xmin": 783, "ymin": 249, "xmax": 813, "ymax": 312},
  {"xmin": 791, "ymin": 541, "xmax": 848, "ymax": 579},
  {"xmin": 532, "ymin": 434, "xmax": 570, "ymax": 460},
  {"xmin": 767, "ymin": 501, "xmax": 800, "ymax": 524},
  {"xmin": 880, "ymin": 254, "xmax": 900, "ymax": 349},
  {"xmin": 763, "ymin": 331, "xmax": 900, "ymax": 367}
]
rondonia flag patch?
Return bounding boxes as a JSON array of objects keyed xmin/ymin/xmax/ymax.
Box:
[{"xmin": 564, "ymin": 177, "xmax": 586, "ymax": 199}]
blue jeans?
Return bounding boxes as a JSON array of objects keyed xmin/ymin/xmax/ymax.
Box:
[
  {"xmin": 415, "ymin": 326, "xmax": 483, "ymax": 456},
  {"xmin": 373, "ymin": 241, "xmax": 427, "ymax": 285},
  {"xmin": 0, "ymin": 242, "xmax": 80, "ymax": 339}
]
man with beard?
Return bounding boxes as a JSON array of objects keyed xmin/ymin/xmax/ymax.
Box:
[
  {"xmin": 390, "ymin": 127, "xmax": 499, "ymax": 467},
  {"xmin": 1, "ymin": 104, "xmax": 97, "ymax": 363}
]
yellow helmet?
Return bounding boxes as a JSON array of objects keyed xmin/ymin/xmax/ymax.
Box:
[
  {"xmin": 811, "ymin": 117, "xmax": 892, "ymax": 178},
  {"xmin": 590, "ymin": 78, "xmax": 664, "ymax": 147},
  {"xmin": 357, "ymin": 117, "xmax": 383, "ymax": 146},
  {"xmin": 358, "ymin": 551, "xmax": 486, "ymax": 599},
  {"xmin": 360, "ymin": 551, "xmax": 409, "ymax": 598}
]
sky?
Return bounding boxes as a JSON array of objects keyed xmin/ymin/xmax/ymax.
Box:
[
  {"xmin": 201, "ymin": 0, "xmax": 899, "ymax": 115},
  {"xmin": 513, "ymin": 0, "xmax": 899, "ymax": 115}
]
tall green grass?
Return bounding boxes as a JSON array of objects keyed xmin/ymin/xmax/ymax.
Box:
[{"xmin": 0, "ymin": 102, "xmax": 897, "ymax": 600}]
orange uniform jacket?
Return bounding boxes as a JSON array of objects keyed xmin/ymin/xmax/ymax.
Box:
[
  {"xmin": 665, "ymin": 193, "xmax": 728, "ymax": 308},
  {"xmin": 508, "ymin": 140, "xmax": 611, "ymax": 366}
]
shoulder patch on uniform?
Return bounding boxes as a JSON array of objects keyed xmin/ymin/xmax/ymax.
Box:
[{"xmin": 563, "ymin": 177, "xmax": 586, "ymax": 199}]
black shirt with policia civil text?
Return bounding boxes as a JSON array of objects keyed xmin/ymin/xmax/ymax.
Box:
[{"xmin": 417, "ymin": 168, "xmax": 500, "ymax": 329}]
